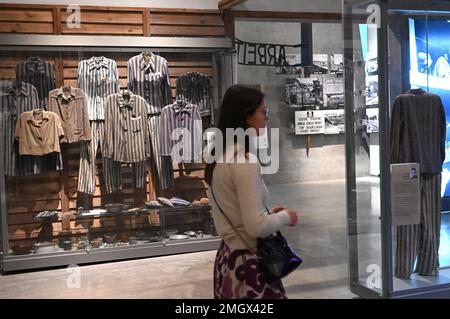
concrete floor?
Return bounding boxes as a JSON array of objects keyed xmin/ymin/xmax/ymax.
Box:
[
  {"xmin": 1, "ymin": 179, "xmax": 449, "ymax": 299},
  {"xmin": 0, "ymin": 180, "xmax": 354, "ymax": 299}
]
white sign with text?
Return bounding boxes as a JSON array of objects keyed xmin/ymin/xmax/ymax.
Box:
[
  {"xmin": 391, "ymin": 163, "xmax": 421, "ymax": 226},
  {"xmin": 295, "ymin": 111, "xmax": 325, "ymax": 135}
]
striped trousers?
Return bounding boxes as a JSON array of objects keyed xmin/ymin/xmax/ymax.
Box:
[
  {"xmin": 395, "ymin": 173, "xmax": 441, "ymax": 279},
  {"xmin": 148, "ymin": 114, "xmax": 173, "ymax": 192},
  {"xmin": 77, "ymin": 121, "xmax": 147, "ymax": 195},
  {"xmin": 104, "ymin": 160, "xmax": 147, "ymax": 194}
]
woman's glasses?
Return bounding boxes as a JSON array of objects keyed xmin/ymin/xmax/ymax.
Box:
[{"xmin": 263, "ymin": 106, "xmax": 269, "ymax": 118}]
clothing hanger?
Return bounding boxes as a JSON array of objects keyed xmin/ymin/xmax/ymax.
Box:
[
  {"xmin": 176, "ymin": 98, "xmax": 188, "ymax": 107},
  {"xmin": 142, "ymin": 50, "xmax": 154, "ymax": 64},
  {"xmin": 142, "ymin": 50, "xmax": 153, "ymax": 57},
  {"xmin": 121, "ymin": 88, "xmax": 131, "ymax": 96}
]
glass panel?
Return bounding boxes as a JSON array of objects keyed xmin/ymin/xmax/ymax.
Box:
[
  {"xmin": 344, "ymin": 0, "xmax": 383, "ymax": 295},
  {"xmin": 0, "ymin": 46, "xmax": 227, "ymax": 263},
  {"xmin": 234, "ymin": 16, "xmax": 347, "ymax": 298},
  {"xmin": 386, "ymin": 2, "xmax": 450, "ymax": 293}
]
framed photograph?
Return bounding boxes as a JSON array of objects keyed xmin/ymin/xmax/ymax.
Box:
[
  {"xmin": 323, "ymin": 109, "xmax": 345, "ymax": 135},
  {"xmin": 330, "ymin": 54, "xmax": 344, "ymax": 74},
  {"xmin": 324, "ymin": 78, "xmax": 344, "ymax": 109},
  {"xmin": 366, "ymin": 108, "xmax": 379, "ymax": 133},
  {"xmin": 311, "ymin": 54, "xmax": 329, "ymax": 74},
  {"xmin": 366, "ymin": 74, "xmax": 379, "ymax": 106},
  {"xmin": 286, "ymin": 77, "xmax": 324, "ymax": 109}
]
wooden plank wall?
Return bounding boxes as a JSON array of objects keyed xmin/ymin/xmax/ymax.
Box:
[
  {"xmin": 0, "ymin": 4, "xmax": 226, "ymax": 247},
  {"xmin": 0, "ymin": 4, "xmax": 225, "ymax": 37}
]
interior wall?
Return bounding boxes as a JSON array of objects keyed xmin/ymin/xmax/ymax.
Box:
[
  {"xmin": 235, "ymin": 20, "xmax": 345, "ymax": 185},
  {"xmin": 0, "ymin": 0, "xmax": 219, "ymax": 9}
]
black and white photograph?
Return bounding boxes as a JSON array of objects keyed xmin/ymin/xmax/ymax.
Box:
[
  {"xmin": 366, "ymin": 74, "xmax": 379, "ymax": 105},
  {"xmin": 285, "ymin": 77, "xmax": 324, "ymax": 109},
  {"xmin": 324, "ymin": 78, "xmax": 344, "ymax": 109},
  {"xmin": 311, "ymin": 54, "xmax": 328, "ymax": 74},
  {"xmin": 276, "ymin": 53, "xmax": 303, "ymax": 75},
  {"xmin": 324, "ymin": 109, "xmax": 345, "ymax": 135},
  {"xmin": 330, "ymin": 53, "xmax": 344, "ymax": 74},
  {"xmin": 366, "ymin": 57, "xmax": 378, "ymax": 75},
  {"xmin": 366, "ymin": 107, "xmax": 379, "ymax": 133}
]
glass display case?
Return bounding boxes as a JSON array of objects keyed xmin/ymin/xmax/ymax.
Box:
[
  {"xmin": 0, "ymin": 36, "xmax": 232, "ymax": 272},
  {"xmin": 344, "ymin": 0, "xmax": 450, "ymax": 298}
]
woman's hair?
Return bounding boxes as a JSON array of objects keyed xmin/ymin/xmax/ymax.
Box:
[{"xmin": 205, "ymin": 84, "xmax": 265, "ymax": 185}]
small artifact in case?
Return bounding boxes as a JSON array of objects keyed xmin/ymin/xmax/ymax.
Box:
[
  {"xmin": 33, "ymin": 210, "xmax": 59, "ymax": 222},
  {"xmin": 157, "ymin": 197, "xmax": 174, "ymax": 207},
  {"xmin": 105, "ymin": 203, "xmax": 124, "ymax": 214},
  {"xmin": 11, "ymin": 242, "xmax": 33, "ymax": 255},
  {"xmin": 103, "ymin": 233, "xmax": 117, "ymax": 244},
  {"xmin": 34, "ymin": 241, "xmax": 55, "ymax": 254},
  {"xmin": 145, "ymin": 201, "xmax": 163, "ymax": 209},
  {"xmin": 169, "ymin": 197, "xmax": 191, "ymax": 207}
]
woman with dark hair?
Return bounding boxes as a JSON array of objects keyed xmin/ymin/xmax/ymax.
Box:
[{"xmin": 206, "ymin": 85, "xmax": 298, "ymax": 299}]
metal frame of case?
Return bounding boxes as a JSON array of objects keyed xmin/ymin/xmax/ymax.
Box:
[
  {"xmin": 344, "ymin": 0, "xmax": 450, "ymax": 299},
  {"xmin": 0, "ymin": 35, "xmax": 232, "ymax": 274}
]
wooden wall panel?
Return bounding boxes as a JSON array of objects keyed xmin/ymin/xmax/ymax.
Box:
[
  {"xmin": 0, "ymin": 7, "xmax": 54, "ymax": 34},
  {"xmin": 0, "ymin": 5, "xmax": 228, "ymax": 38},
  {"xmin": 150, "ymin": 25, "xmax": 225, "ymax": 37},
  {"xmin": 0, "ymin": 22, "xmax": 53, "ymax": 34},
  {"xmin": 149, "ymin": 10, "xmax": 225, "ymax": 37},
  {"xmin": 0, "ymin": 9, "xmax": 53, "ymax": 22},
  {"xmin": 60, "ymin": 10, "xmax": 143, "ymax": 25},
  {"xmin": 61, "ymin": 23, "xmax": 143, "ymax": 35}
]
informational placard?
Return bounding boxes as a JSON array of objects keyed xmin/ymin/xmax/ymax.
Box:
[
  {"xmin": 391, "ymin": 163, "xmax": 421, "ymax": 226},
  {"xmin": 295, "ymin": 111, "xmax": 325, "ymax": 135}
]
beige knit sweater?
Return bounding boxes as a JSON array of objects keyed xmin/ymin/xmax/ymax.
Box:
[{"xmin": 207, "ymin": 145, "xmax": 291, "ymax": 250}]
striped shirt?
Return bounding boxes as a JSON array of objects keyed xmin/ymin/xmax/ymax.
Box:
[
  {"xmin": 160, "ymin": 101, "xmax": 203, "ymax": 162},
  {"xmin": 176, "ymin": 71, "xmax": 213, "ymax": 117},
  {"xmin": 127, "ymin": 53, "xmax": 173, "ymax": 114},
  {"xmin": 103, "ymin": 91, "xmax": 151, "ymax": 163},
  {"xmin": 78, "ymin": 56, "xmax": 120, "ymax": 120},
  {"xmin": 15, "ymin": 57, "xmax": 56, "ymax": 109},
  {"xmin": 0, "ymin": 80, "xmax": 39, "ymax": 175}
]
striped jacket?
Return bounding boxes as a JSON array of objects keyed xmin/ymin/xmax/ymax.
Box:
[
  {"xmin": 15, "ymin": 57, "xmax": 56, "ymax": 109},
  {"xmin": 127, "ymin": 52, "xmax": 173, "ymax": 114},
  {"xmin": 390, "ymin": 88, "xmax": 446, "ymax": 174},
  {"xmin": 77, "ymin": 56, "xmax": 120, "ymax": 121},
  {"xmin": 103, "ymin": 91, "xmax": 151, "ymax": 163}
]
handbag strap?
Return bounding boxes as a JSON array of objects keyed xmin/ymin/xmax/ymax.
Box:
[{"xmin": 210, "ymin": 185, "xmax": 260, "ymax": 256}]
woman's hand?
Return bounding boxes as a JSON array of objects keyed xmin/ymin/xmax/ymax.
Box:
[
  {"xmin": 271, "ymin": 206, "xmax": 298, "ymax": 226},
  {"xmin": 270, "ymin": 206, "xmax": 287, "ymax": 214},
  {"xmin": 286, "ymin": 209, "xmax": 298, "ymax": 226}
]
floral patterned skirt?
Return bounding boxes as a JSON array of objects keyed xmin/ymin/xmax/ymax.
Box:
[{"xmin": 213, "ymin": 240, "xmax": 287, "ymax": 299}]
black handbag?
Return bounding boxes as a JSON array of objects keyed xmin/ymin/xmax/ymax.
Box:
[{"xmin": 211, "ymin": 187, "xmax": 302, "ymax": 283}]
